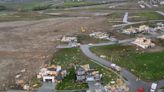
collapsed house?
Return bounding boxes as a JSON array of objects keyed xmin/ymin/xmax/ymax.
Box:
[
  {"xmin": 37, "ymin": 65, "xmax": 67, "ymax": 83},
  {"xmin": 89, "ymin": 32, "xmax": 110, "ymax": 40},
  {"xmin": 122, "ymin": 26, "xmax": 137, "ymax": 34},
  {"xmin": 156, "ymin": 22, "xmax": 164, "ymax": 32},
  {"xmin": 75, "ymin": 64, "xmax": 102, "ymax": 82},
  {"xmin": 157, "ymin": 35, "xmax": 164, "ymax": 39},
  {"xmin": 58, "ymin": 36, "xmax": 80, "ymax": 48},
  {"xmin": 104, "ymin": 78, "xmax": 129, "ymax": 92},
  {"xmin": 61, "ymin": 36, "xmax": 77, "ymax": 42},
  {"xmin": 138, "ymin": 25, "xmax": 150, "ymax": 32},
  {"xmin": 132, "ymin": 37, "xmax": 155, "ymax": 49},
  {"xmin": 123, "ymin": 25, "xmax": 150, "ymax": 34}
]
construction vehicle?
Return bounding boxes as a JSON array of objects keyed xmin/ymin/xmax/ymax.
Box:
[{"xmin": 81, "ymin": 26, "xmax": 86, "ymax": 32}]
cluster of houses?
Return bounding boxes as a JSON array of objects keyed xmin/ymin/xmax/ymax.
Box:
[
  {"xmin": 37, "ymin": 65, "xmax": 67, "ymax": 83},
  {"xmin": 122, "ymin": 25, "xmax": 150, "ymax": 35},
  {"xmin": 75, "ymin": 64, "xmax": 102, "ymax": 82},
  {"xmin": 122, "ymin": 23, "xmax": 164, "ymax": 35},
  {"xmin": 89, "ymin": 32, "xmax": 110, "ymax": 40},
  {"xmin": 132, "ymin": 37, "xmax": 155, "ymax": 49}
]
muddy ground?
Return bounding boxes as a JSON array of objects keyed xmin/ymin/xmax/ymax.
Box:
[{"xmin": 0, "ymin": 16, "xmax": 118, "ymax": 90}]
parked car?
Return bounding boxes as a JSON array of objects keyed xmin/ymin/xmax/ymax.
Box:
[
  {"xmin": 110, "ymin": 63, "xmax": 121, "ymax": 72},
  {"xmin": 88, "ymin": 43, "xmax": 93, "ymax": 46},
  {"xmin": 136, "ymin": 87, "xmax": 145, "ymax": 92},
  {"xmin": 150, "ymin": 83, "xmax": 157, "ymax": 92}
]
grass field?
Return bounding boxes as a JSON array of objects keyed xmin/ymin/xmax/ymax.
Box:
[
  {"xmin": 129, "ymin": 11, "xmax": 164, "ymax": 22},
  {"xmin": 91, "ymin": 45, "xmax": 164, "ymax": 81},
  {"xmin": 77, "ymin": 34, "xmax": 109, "ymax": 44},
  {"xmin": 51, "ymin": 48, "xmax": 118, "ymax": 90}
]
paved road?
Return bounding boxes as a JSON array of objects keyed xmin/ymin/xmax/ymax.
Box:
[
  {"xmin": 143, "ymin": 2, "xmax": 152, "ymax": 8},
  {"xmin": 87, "ymin": 81, "xmax": 105, "ymax": 92},
  {"xmin": 80, "ymin": 39, "xmax": 150, "ymax": 92},
  {"xmin": 123, "ymin": 12, "xmax": 129, "ymax": 23},
  {"xmin": 112, "ymin": 20, "xmax": 164, "ymax": 28},
  {"xmin": 38, "ymin": 82, "xmax": 56, "ymax": 92},
  {"xmin": 156, "ymin": 11, "xmax": 164, "ymax": 16},
  {"xmin": 158, "ymin": 80, "xmax": 164, "ymax": 89}
]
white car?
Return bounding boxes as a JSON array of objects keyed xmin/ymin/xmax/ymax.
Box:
[
  {"xmin": 88, "ymin": 43, "xmax": 93, "ymax": 46},
  {"xmin": 150, "ymin": 83, "xmax": 157, "ymax": 92}
]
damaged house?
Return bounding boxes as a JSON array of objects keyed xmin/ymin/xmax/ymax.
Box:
[{"xmin": 132, "ymin": 37, "xmax": 155, "ymax": 49}]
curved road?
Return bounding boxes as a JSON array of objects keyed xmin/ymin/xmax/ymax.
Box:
[{"xmin": 80, "ymin": 39, "xmax": 164, "ymax": 92}]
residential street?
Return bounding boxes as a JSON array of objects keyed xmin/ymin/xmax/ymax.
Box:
[{"xmin": 80, "ymin": 39, "xmax": 164, "ymax": 92}]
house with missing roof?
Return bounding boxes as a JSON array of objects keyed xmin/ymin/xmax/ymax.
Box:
[
  {"xmin": 132, "ymin": 37, "xmax": 155, "ymax": 49},
  {"xmin": 37, "ymin": 65, "xmax": 67, "ymax": 83},
  {"xmin": 75, "ymin": 64, "xmax": 102, "ymax": 82}
]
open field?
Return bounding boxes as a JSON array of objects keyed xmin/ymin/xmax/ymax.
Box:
[
  {"xmin": 0, "ymin": 12, "xmax": 53, "ymax": 22},
  {"xmin": 77, "ymin": 34, "xmax": 110, "ymax": 44},
  {"xmin": 52, "ymin": 48, "xmax": 118, "ymax": 90},
  {"xmin": 91, "ymin": 45, "xmax": 164, "ymax": 81}
]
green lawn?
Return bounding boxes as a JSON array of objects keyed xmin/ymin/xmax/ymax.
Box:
[
  {"xmin": 129, "ymin": 11, "xmax": 164, "ymax": 22},
  {"xmin": 91, "ymin": 45, "xmax": 164, "ymax": 81},
  {"xmin": 51, "ymin": 48, "xmax": 118, "ymax": 90},
  {"xmin": 56, "ymin": 68, "xmax": 88, "ymax": 90},
  {"xmin": 77, "ymin": 34, "xmax": 109, "ymax": 44}
]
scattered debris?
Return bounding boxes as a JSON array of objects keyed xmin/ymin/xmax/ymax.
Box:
[
  {"xmin": 75, "ymin": 64, "xmax": 102, "ymax": 82},
  {"xmin": 61, "ymin": 36, "xmax": 77, "ymax": 42},
  {"xmin": 122, "ymin": 25, "xmax": 150, "ymax": 35},
  {"xmin": 89, "ymin": 32, "xmax": 110, "ymax": 40},
  {"xmin": 158, "ymin": 35, "xmax": 164, "ymax": 39},
  {"xmin": 132, "ymin": 37, "xmax": 155, "ymax": 49},
  {"xmin": 104, "ymin": 78, "xmax": 128, "ymax": 92},
  {"xmin": 38, "ymin": 65, "xmax": 67, "ymax": 83},
  {"xmin": 15, "ymin": 74, "xmax": 21, "ymax": 79},
  {"xmin": 23, "ymin": 84, "xmax": 29, "ymax": 90},
  {"xmin": 100, "ymin": 55, "xmax": 106, "ymax": 58}
]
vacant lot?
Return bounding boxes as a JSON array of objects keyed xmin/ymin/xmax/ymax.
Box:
[
  {"xmin": 0, "ymin": 16, "xmax": 115, "ymax": 90},
  {"xmin": 91, "ymin": 45, "xmax": 164, "ymax": 81}
]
